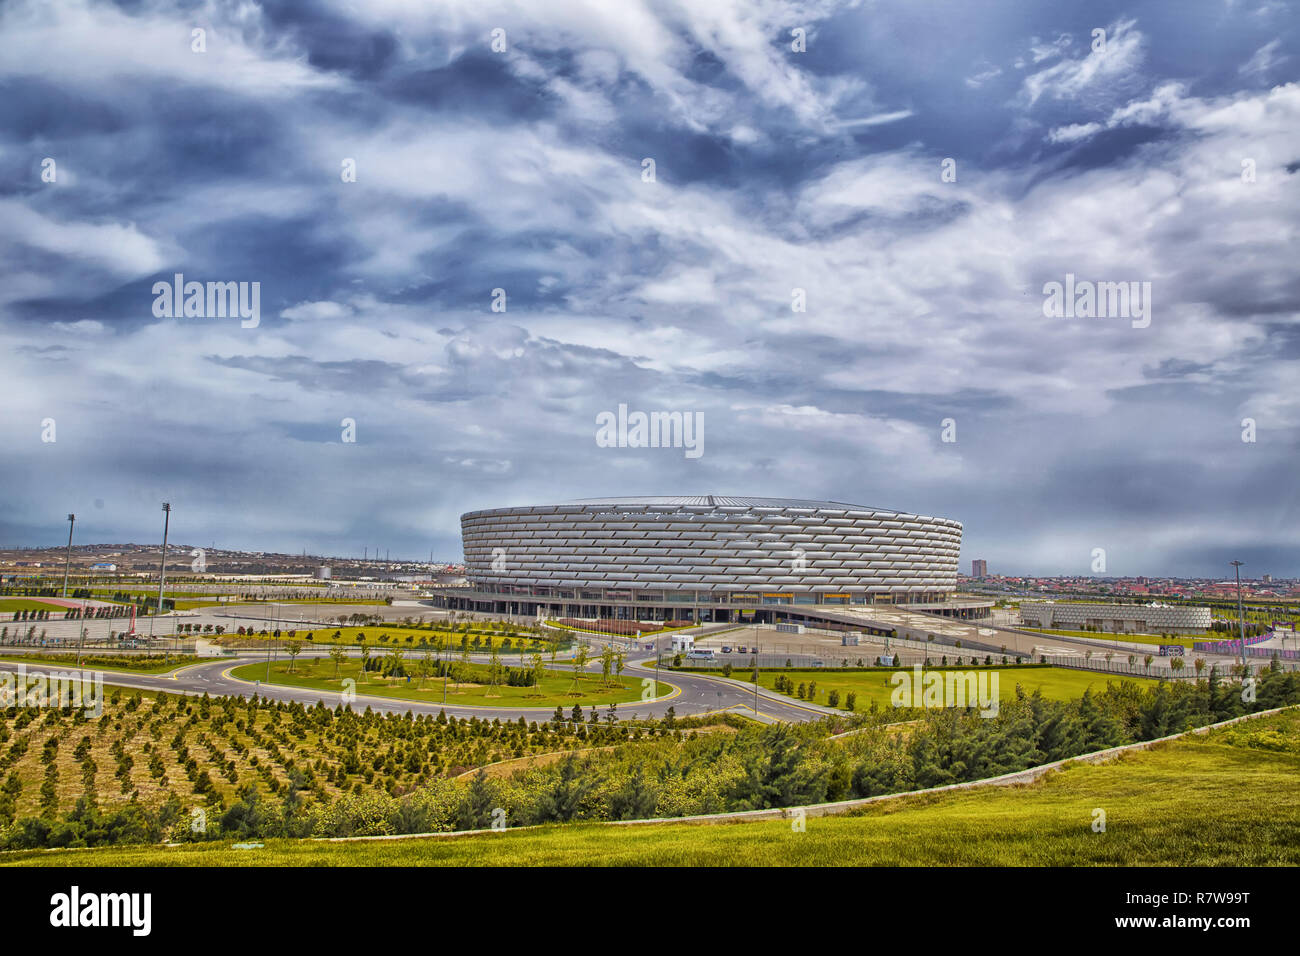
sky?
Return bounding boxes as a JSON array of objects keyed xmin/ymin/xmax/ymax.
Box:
[{"xmin": 1, "ymin": 0, "xmax": 1297, "ymax": 577}]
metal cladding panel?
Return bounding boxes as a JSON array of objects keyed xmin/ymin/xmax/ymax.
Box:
[{"xmin": 461, "ymin": 497, "xmax": 961, "ymax": 594}]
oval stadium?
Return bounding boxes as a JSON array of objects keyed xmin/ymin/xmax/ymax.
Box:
[{"xmin": 438, "ymin": 496, "xmax": 968, "ymax": 627}]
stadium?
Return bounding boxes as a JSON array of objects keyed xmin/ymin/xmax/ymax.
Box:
[{"xmin": 436, "ymin": 496, "xmax": 964, "ymax": 625}]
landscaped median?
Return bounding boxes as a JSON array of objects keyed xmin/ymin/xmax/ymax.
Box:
[
  {"xmin": 668, "ymin": 664, "xmax": 1159, "ymax": 711},
  {"xmin": 0, "ymin": 653, "xmax": 219, "ymax": 675},
  {"xmin": 228, "ymin": 656, "xmax": 672, "ymax": 708}
]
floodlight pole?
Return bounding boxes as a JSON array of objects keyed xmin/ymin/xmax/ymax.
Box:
[
  {"xmin": 150, "ymin": 503, "xmax": 171, "ymax": 642},
  {"xmin": 1230, "ymin": 561, "xmax": 1247, "ymax": 680},
  {"xmin": 61, "ymin": 514, "xmax": 76, "ymax": 598}
]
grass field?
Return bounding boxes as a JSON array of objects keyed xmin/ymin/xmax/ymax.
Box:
[
  {"xmin": 8, "ymin": 709, "xmax": 1295, "ymax": 866},
  {"xmin": 0, "ymin": 599, "xmax": 66, "ymax": 613},
  {"xmin": 752, "ymin": 666, "xmax": 1159, "ymax": 710},
  {"xmin": 546, "ymin": 620, "xmax": 692, "ymax": 639},
  {"xmin": 0, "ymin": 654, "xmax": 217, "ymax": 675},
  {"xmin": 251, "ymin": 625, "xmax": 555, "ymax": 651},
  {"xmin": 229, "ymin": 657, "xmax": 670, "ymax": 708}
]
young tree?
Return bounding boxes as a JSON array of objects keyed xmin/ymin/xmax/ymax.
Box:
[
  {"xmin": 455, "ymin": 770, "xmax": 498, "ymax": 831},
  {"xmin": 607, "ymin": 764, "xmax": 657, "ymax": 820},
  {"xmin": 570, "ymin": 644, "xmax": 590, "ymax": 692},
  {"xmin": 600, "ymin": 644, "xmax": 614, "ymax": 687},
  {"xmin": 531, "ymin": 754, "xmax": 593, "ymax": 823},
  {"xmin": 486, "ymin": 645, "xmax": 503, "ymax": 697},
  {"xmin": 384, "ymin": 647, "xmax": 404, "ymax": 678},
  {"xmin": 286, "ymin": 641, "xmax": 301, "ymax": 674}
]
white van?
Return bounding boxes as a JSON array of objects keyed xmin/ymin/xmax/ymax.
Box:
[{"xmin": 685, "ymin": 648, "xmax": 716, "ymax": 661}]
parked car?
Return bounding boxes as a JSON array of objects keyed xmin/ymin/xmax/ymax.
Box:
[{"xmin": 721, "ymin": 646, "xmax": 733, "ymax": 654}]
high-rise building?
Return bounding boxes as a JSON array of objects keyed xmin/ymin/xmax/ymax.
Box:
[{"xmin": 971, "ymin": 559, "xmax": 988, "ymax": 578}]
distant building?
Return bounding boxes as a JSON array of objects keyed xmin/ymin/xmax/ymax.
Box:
[
  {"xmin": 971, "ymin": 559, "xmax": 988, "ymax": 578},
  {"xmin": 316, "ymin": 566, "xmax": 332, "ymax": 580},
  {"xmin": 88, "ymin": 562, "xmax": 117, "ymax": 571},
  {"xmin": 1020, "ymin": 602, "xmax": 1210, "ymax": 634},
  {"xmin": 1262, "ymin": 574, "xmax": 1272, "ymax": 583}
]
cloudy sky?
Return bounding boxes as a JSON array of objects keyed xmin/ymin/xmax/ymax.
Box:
[{"xmin": 2, "ymin": 0, "xmax": 1297, "ymax": 577}]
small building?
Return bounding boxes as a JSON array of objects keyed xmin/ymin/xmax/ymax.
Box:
[{"xmin": 1019, "ymin": 601, "xmax": 1210, "ymax": 634}]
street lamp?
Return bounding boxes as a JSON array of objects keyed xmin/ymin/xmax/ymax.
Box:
[
  {"xmin": 150, "ymin": 503, "xmax": 171, "ymax": 644},
  {"xmin": 1230, "ymin": 561, "xmax": 1247, "ymax": 681},
  {"xmin": 61, "ymin": 514, "xmax": 76, "ymax": 598}
]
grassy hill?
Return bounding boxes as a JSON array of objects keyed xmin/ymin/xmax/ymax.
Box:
[{"xmin": 6, "ymin": 708, "xmax": 1296, "ymax": 867}]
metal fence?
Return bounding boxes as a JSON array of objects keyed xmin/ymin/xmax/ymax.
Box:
[{"xmin": 1042, "ymin": 654, "xmax": 1300, "ymax": 678}]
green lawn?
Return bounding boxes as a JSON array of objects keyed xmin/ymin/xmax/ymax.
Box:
[
  {"xmin": 260, "ymin": 625, "xmax": 554, "ymax": 651},
  {"xmin": 753, "ymin": 665, "xmax": 1159, "ymax": 710},
  {"xmin": 229, "ymin": 657, "xmax": 670, "ymax": 708},
  {"xmin": 0, "ymin": 654, "xmax": 218, "ymax": 675},
  {"xmin": 546, "ymin": 619, "xmax": 693, "ymax": 638},
  {"xmin": 8, "ymin": 710, "xmax": 1296, "ymax": 866},
  {"xmin": 0, "ymin": 598, "xmax": 66, "ymax": 612}
]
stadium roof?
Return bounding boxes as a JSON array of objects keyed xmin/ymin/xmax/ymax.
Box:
[
  {"xmin": 567, "ymin": 495, "xmax": 878, "ymax": 509},
  {"xmin": 462, "ymin": 496, "xmax": 959, "ymax": 524}
]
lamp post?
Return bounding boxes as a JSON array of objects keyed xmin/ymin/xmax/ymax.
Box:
[
  {"xmin": 61, "ymin": 514, "xmax": 75, "ymax": 598},
  {"xmin": 150, "ymin": 504, "xmax": 171, "ymax": 645},
  {"xmin": 1230, "ymin": 561, "xmax": 1247, "ymax": 680}
]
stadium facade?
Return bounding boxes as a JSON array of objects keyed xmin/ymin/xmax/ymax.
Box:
[{"xmin": 435, "ymin": 496, "xmax": 967, "ymax": 625}]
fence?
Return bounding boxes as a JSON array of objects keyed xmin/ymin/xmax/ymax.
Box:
[
  {"xmin": 1043, "ymin": 653, "xmax": 1300, "ymax": 677},
  {"xmin": 1194, "ymin": 631, "xmax": 1274, "ymax": 654}
]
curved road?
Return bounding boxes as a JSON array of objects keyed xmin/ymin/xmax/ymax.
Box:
[{"xmin": 0, "ymin": 653, "xmax": 835, "ymax": 724}]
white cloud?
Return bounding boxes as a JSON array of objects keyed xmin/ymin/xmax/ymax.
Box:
[
  {"xmin": 0, "ymin": 200, "xmax": 166, "ymax": 276},
  {"xmin": 1239, "ymin": 38, "xmax": 1286, "ymax": 79},
  {"xmin": 1021, "ymin": 19, "xmax": 1144, "ymax": 106},
  {"xmin": 0, "ymin": 0, "xmax": 341, "ymax": 96},
  {"xmin": 965, "ymin": 66, "xmax": 1002, "ymax": 89}
]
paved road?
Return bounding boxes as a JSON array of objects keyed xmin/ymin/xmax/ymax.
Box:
[{"xmin": 0, "ymin": 652, "xmax": 834, "ymax": 724}]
